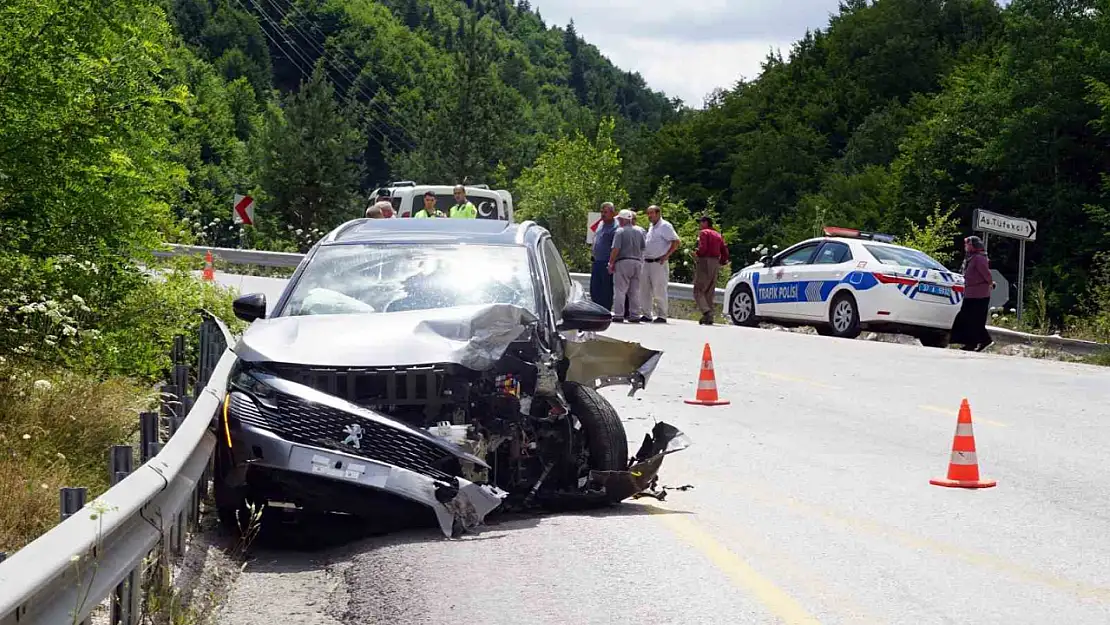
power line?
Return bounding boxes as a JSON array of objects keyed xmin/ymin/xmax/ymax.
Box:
[{"xmin": 263, "ymin": 0, "xmax": 417, "ymax": 151}]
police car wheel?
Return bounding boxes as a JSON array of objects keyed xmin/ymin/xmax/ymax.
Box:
[
  {"xmin": 729, "ymin": 287, "xmax": 759, "ymax": 327},
  {"xmin": 828, "ymin": 294, "xmax": 861, "ymax": 339}
]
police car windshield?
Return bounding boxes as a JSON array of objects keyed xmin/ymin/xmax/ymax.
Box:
[
  {"xmin": 863, "ymin": 244, "xmax": 948, "ymax": 271},
  {"xmin": 281, "ymin": 243, "xmax": 537, "ymax": 316}
]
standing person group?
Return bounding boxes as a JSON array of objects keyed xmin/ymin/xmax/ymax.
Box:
[
  {"xmin": 366, "ymin": 185, "xmax": 477, "ymax": 219},
  {"xmin": 589, "ymin": 202, "xmax": 684, "ymax": 324}
]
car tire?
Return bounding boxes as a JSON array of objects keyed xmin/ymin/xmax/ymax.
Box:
[
  {"xmin": 212, "ymin": 437, "xmax": 262, "ymax": 535},
  {"xmin": 562, "ymin": 381, "xmax": 628, "ymax": 473},
  {"xmin": 728, "ymin": 286, "xmax": 759, "ymax": 327},
  {"xmin": 815, "ymin": 325, "xmax": 834, "ymax": 337},
  {"xmin": 828, "ymin": 293, "xmax": 862, "ymax": 339},
  {"xmin": 919, "ymin": 330, "xmax": 951, "ymax": 349}
]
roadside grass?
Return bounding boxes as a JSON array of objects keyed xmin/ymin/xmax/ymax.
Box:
[{"xmin": 0, "ymin": 358, "xmax": 153, "ymax": 553}]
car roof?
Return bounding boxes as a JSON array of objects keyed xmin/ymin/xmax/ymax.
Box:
[
  {"xmin": 794, "ymin": 236, "xmax": 913, "ymax": 252},
  {"xmin": 323, "ymin": 217, "xmax": 532, "ymax": 246}
]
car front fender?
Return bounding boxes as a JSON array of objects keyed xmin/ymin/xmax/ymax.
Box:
[{"xmin": 561, "ymin": 331, "xmax": 663, "ymax": 396}]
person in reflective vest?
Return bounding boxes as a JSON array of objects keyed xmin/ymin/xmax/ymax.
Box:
[
  {"xmin": 413, "ymin": 191, "xmax": 445, "ymax": 218},
  {"xmin": 449, "ymin": 185, "xmax": 477, "ymax": 218}
]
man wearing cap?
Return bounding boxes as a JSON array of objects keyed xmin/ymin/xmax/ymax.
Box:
[
  {"xmin": 608, "ymin": 209, "xmax": 646, "ymax": 323},
  {"xmin": 449, "ymin": 185, "xmax": 477, "ymax": 218},
  {"xmin": 414, "ymin": 191, "xmax": 445, "ymax": 218},
  {"xmin": 639, "ymin": 205, "xmax": 680, "ymax": 323},
  {"xmin": 590, "ymin": 202, "xmax": 617, "ymax": 310},
  {"xmin": 692, "ymin": 215, "xmax": 729, "ymax": 325}
]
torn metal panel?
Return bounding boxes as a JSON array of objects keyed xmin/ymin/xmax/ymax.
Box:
[
  {"xmin": 233, "ymin": 303, "xmax": 539, "ymax": 370},
  {"xmin": 562, "ymin": 332, "xmax": 663, "ymax": 395},
  {"xmin": 587, "ymin": 421, "xmax": 692, "ymax": 502}
]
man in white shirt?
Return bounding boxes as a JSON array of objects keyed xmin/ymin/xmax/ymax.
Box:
[{"xmin": 639, "ymin": 205, "xmax": 680, "ymax": 323}]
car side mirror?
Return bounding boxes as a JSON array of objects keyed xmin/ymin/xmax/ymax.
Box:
[
  {"xmin": 232, "ymin": 293, "xmax": 267, "ymax": 323},
  {"xmin": 558, "ymin": 299, "xmax": 612, "ymax": 332},
  {"xmin": 759, "ymin": 255, "xmax": 773, "ymax": 267}
]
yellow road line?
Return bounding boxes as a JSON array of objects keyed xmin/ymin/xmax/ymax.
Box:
[
  {"xmin": 919, "ymin": 404, "xmax": 1009, "ymax": 427},
  {"xmin": 662, "ymin": 460, "xmax": 1110, "ymax": 604},
  {"xmin": 754, "ymin": 371, "xmax": 842, "ymax": 390},
  {"xmin": 642, "ymin": 504, "xmax": 822, "ymax": 625}
]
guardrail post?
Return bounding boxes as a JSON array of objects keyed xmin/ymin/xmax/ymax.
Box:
[
  {"xmin": 140, "ymin": 410, "xmax": 161, "ymax": 462},
  {"xmin": 60, "ymin": 487, "xmax": 87, "ymax": 521},
  {"xmin": 107, "ymin": 446, "xmax": 140, "ymax": 625},
  {"xmin": 161, "ymin": 384, "xmax": 179, "ymax": 438}
]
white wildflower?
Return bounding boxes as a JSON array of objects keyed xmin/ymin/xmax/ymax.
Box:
[
  {"xmin": 22, "ymin": 433, "xmax": 31, "ymax": 440},
  {"xmin": 34, "ymin": 379, "xmax": 52, "ymax": 391},
  {"xmin": 71, "ymin": 294, "xmax": 85, "ymax": 305}
]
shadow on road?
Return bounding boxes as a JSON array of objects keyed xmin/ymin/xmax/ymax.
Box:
[{"xmin": 229, "ymin": 496, "xmax": 696, "ymax": 565}]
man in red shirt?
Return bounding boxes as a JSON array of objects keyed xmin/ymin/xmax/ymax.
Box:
[{"xmin": 692, "ymin": 215, "xmax": 729, "ymax": 325}]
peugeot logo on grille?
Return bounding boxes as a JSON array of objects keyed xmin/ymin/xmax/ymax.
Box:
[{"xmin": 342, "ymin": 424, "xmax": 363, "ymax": 449}]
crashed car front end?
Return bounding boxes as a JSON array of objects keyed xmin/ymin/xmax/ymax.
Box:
[{"xmin": 217, "ymin": 302, "xmax": 690, "ymax": 537}]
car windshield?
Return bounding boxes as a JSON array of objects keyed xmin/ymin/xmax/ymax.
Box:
[
  {"xmin": 280, "ymin": 243, "xmax": 537, "ymax": 317},
  {"xmin": 863, "ymin": 244, "xmax": 948, "ymax": 271}
]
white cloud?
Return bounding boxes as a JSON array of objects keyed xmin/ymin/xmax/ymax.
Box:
[{"xmin": 528, "ymin": 0, "xmax": 845, "ymax": 107}]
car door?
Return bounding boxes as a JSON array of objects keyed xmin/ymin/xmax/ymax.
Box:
[
  {"xmin": 795, "ymin": 241, "xmax": 854, "ymax": 319},
  {"xmin": 752, "ymin": 242, "xmax": 821, "ymax": 319}
]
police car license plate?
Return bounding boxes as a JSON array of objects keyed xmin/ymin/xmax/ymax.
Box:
[{"xmin": 918, "ymin": 282, "xmax": 952, "ymax": 297}]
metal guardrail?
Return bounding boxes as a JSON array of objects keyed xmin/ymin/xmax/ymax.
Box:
[
  {"xmin": 0, "ymin": 312, "xmax": 236, "ymax": 625},
  {"xmin": 158, "ymin": 243, "xmax": 1107, "ymax": 356}
]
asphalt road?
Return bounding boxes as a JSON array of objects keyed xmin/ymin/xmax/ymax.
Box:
[{"xmin": 211, "ymin": 273, "xmax": 1110, "ymax": 625}]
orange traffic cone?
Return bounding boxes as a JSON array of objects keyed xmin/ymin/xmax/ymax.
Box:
[
  {"xmin": 202, "ymin": 250, "xmax": 214, "ymax": 281},
  {"xmin": 684, "ymin": 343, "xmax": 730, "ymax": 406},
  {"xmin": 930, "ymin": 399, "xmax": 996, "ymax": 489}
]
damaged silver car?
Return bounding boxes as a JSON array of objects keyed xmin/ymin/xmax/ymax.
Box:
[{"xmin": 212, "ymin": 218, "xmax": 690, "ymax": 537}]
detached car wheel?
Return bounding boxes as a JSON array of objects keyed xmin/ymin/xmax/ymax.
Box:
[
  {"xmin": 828, "ymin": 293, "xmax": 862, "ymax": 339},
  {"xmin": 562, "ymin": 382, "xmax": 628, "ymax": 472},
  {"xmin": 729, "ymin": 286, "xmax": 759, "ymax": 327}
]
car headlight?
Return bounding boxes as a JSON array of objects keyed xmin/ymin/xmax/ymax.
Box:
[{"xmin": 230, "ymin": 363, "xmax": 279, "ymax": 410}]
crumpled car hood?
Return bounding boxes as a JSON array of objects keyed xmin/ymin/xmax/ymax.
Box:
[
  {"xmin": 233, "ymin": 303, "xmax": 539, "ymax": 370},
  {"xmin": 233, "ymin": 302, "xmax": 663, "ymax": 391}
]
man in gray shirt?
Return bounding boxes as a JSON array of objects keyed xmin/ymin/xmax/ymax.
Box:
[{"xmin": 607, "ymin": 209, "xmax": 646, "ymax": 322}]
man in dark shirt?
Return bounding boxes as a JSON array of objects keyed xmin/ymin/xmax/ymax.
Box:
[
  {"xmin": 589, "ymin": 202, "xmax": 617, "ymax": 310},
  {"xmin": 693, "ymin": 215, "xmax": 729, "ymax": 325}
]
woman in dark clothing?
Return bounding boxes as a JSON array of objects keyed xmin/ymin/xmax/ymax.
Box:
[{"xmin": 951, "ymin": 235, "xmax": 994, "ymax": 351}]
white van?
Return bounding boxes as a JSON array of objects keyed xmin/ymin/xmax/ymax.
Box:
[{"xmin": 370, "ymin": 182, "xmax": 514, "ymax": 221}]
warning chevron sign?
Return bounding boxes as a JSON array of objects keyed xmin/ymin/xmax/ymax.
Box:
[{"xmin": 233, "ymin": 194, "xmax": 255, "ymax": 226}]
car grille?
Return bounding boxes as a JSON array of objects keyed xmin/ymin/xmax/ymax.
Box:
[
  {"xmin": 260, "ymin": 363, "xmax": 470, "ymax": 410},
  {"xmin": 230, "ymin": 391, "xmax": 458, "ymax": 482}
]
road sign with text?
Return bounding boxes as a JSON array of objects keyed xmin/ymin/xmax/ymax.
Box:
[
  {"xmin": 233, "ymin": 194, "xmax": 255, "ymax": 226},
  {"xmin": 973, "ymin": 209, "xmax": 1036, "ymax": 241}
]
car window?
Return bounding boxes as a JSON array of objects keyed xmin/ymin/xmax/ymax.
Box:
[
  {"xmin": 541, "ymin": 238, "xmax": 571, "ymax": 319},
  {"xmin": 410, "ymin": 193, "xmax": 501, "ymax": 219},
  {"xmin": 776, "ymin": 243, "xmax": 819, "ymax": 266},
  {"xmin": 814, "ymin": 242, "xmax": 853, "ymax": 265},
  {"xmin": 280, "ymin": 243, "xmax": 538, "ymax": 317},
  {"xmin": 863, "ymin": 244, "xmax": 947, "ymax": 271}
]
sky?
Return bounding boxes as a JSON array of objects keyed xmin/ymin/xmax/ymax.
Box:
[{"xmin": 528, "ymin": 0, "xmax": 851, "ymax": 108}]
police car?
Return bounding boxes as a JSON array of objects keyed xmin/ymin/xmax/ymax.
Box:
[{"xmin": 722, "ymin": 227, "xmax": 965, "ymax": 347}]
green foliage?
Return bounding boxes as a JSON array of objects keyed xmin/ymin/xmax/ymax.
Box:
[
  {"xmin": 515, "ymin": 117, "xmax": 630, "ymax": 271},
  {"xmin": 77, "ymin": 263, "xmax": 245, "ymax": 380},
  {"xmin": 0, "ymin": 359, "xmax": 149, "ymax": 552},
  {"xmin": 254, "ymin": 68, "xmax": 367, "ymax": 249},
  {"xmin": 647, "ymin": 0, "xmax": 1110, "ymax": 323},
  {"xmin": 897, "ymin": 203, "xmax": 962, "ymax": 266}
]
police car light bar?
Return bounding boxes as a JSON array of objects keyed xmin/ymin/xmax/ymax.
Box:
[{"xmin": 823, "ymin": 226, "xmax": 896, "ymax": 243}]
